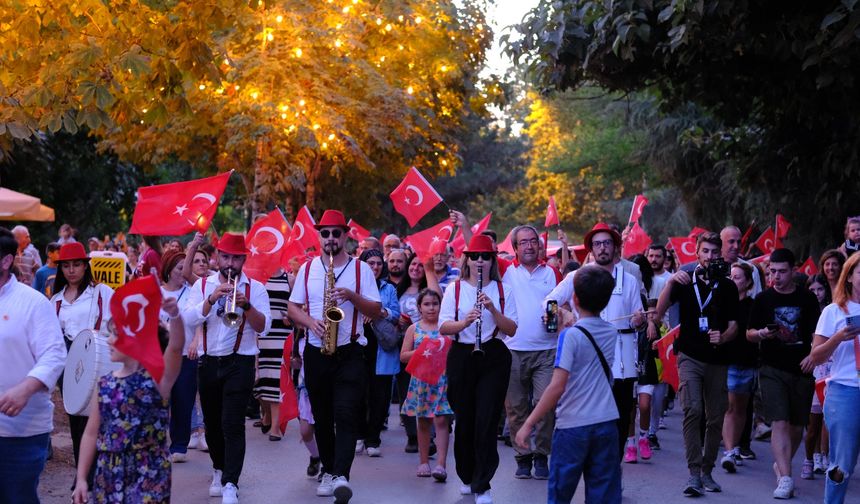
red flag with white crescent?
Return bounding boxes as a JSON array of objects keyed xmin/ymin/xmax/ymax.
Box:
[
  {"xmin": 623, "ymin": 221, "xmax": 652, "ymax": 256},
  {"xmin": 755, "ymin": 226, "xmax": 782, "ymax": 255},
  {"xmin": 111, "ymin": 276, "xmax": 165, "ymax": 382},
  {"xmin": 450, "ymin": 212, "xmax": 492, "ymax": 258},
  {"xmin": 628, "ymin": 194, "xmax": 648, "ymax": 224},
  {"xmin": 405, "ymin": 335, "xmax": 452, "ymax": 385},
  {"xmin": 277, "ymin": 334, "xmax": 299, "ymax": 433},
  {"xmin": 243, "ymin": 209, "xmax": 291, "ymax": 283},
  {"xmin": 545, "ymin": 196, "xmax": 560, "ymax": 228},
  {"xmin": 776, "ymin": 214, "xmax": 792, "ymax": 239},
  {"xmin": 283, "ymin": 206, "xmax": 318, "ymax": 260},
  {"xmin": 390, "ymin": 167, "xmax": 444, "ymax": 227},
  {"xmin": 669, "ymin": 237, "xmax": 698, "ymax": 265},
  {"xmin": 656, "ymin": 325, "xmax": 680, "ymax": 391},
  {"xmin": 405, "ymin": 219, "xmax": 455, "ymax": 263},
  {"xmin": 129, "ymin": 171, "xmax": 231, "ymax": 235},
  {"xmin": 799, "ymin": 257, "xmax": 818, "ymax": 276},
  {"xmin": 687, "ymin": 226, "xmax": 709, "ymax": 238},
  {"xmin": 347, "ymin": 219, "xmax": 371, "ymax": 242}
]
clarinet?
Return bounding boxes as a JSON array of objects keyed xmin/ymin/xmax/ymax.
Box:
[{"xmin": 473, "ymin": 264, "xmax": 485, "ymax": 356}]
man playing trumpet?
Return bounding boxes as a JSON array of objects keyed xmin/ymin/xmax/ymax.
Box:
[
  {"xmin": 185, "ymin": 233, "xmax": 271, "ymax": 504},
  {"xmin": 288, "ymin": 210, "xmax": 381, "ymax": 504}
]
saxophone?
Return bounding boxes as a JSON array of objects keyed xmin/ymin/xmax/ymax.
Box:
[{"xmin": 321, "ymin": 253, "xmax": 345, "ymax": 355}]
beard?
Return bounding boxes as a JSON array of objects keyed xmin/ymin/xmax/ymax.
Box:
[
  {"xmin": 323, "ymin": 241, "xmax": 343, "ymax": 256},
  {"xmin": 595, "ymin": 251, "xmax": 613, "ymax": 266},
  {"xmin": 220, "ymin": 266, "xmax": 239, "ymax": 280}
]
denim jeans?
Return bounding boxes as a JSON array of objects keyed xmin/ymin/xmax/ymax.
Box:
[
  {"xmin": 170, "ymin": 356, "xmax": 199, "ymax": 454},
  {"xmin": 0, "ymin": 433, "xmax": 50, "ymax": 504},
  {"xmin": 548, "ymin": 421, "xmax": 621, "ymax": 504},
  {"xmin": 824, "ymin": 382, "xmax": 860, "ymax": 504}
]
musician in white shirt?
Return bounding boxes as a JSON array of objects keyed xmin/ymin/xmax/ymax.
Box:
[
  {"xmin": 184, "ymin": 233, "xmax": 271, "ymax": 504},
  {"xmin": 440, "ymin": 235, "xmax": 518, "ymax": 504},
  {"xmin": 0, "ymin": 227, "xmax": 66, "ymax": 504}
]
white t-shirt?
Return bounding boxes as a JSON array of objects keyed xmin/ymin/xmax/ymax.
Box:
[
  {"xmin": 439, "ymin": 279, "xmax": 518, "ymax": 344},
  {"xmin": 554, "ymin": 316, "xmax": 619, "ymax": 429},
  {"xmin": 160, "ymin": 284, "xmax": 196, "ymax": 356},
  {"xmin": 289, "ymin": 257, "xmax": 381, "ymax": 347},
  {"xmin": 502, "ymin": 263, "xmax": 559, "ymax": 351},
  {"xmin": 815, "ymin": 301, "xmax": 860, "ymax": 388},
  {"xmin": 51, "ymin": 283, "xmax": 114, "ymax": 339},
  {"xmin": 650, "ymin": 271, "xmax": 671, "ymax": 300}
]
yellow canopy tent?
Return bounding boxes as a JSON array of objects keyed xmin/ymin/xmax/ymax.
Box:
[{"xmin": 0, "ymin": 188, "xmax": 55, "ymax": 222}]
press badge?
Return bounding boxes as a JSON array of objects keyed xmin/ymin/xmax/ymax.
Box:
[{"xmin": 699, "ymin": 317, "xmax": 709, "ymax": 332}]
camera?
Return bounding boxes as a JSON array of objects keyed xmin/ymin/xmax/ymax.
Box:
[{"xmin": 706, "ymin": 257, "xmax": 730, "ymax": 279}]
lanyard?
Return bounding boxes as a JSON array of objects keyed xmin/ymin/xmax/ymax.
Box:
[
  {"xmin": 693, "ymin": 271, "xmax": 716, "ymax": 315},
  {"xmin": 321, "ymin": 257, "xmax": 353, "ymax": 284}
]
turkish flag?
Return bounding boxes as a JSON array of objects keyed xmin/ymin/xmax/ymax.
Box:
[
  {"xmin": 243, "ymin": 209, "xmax": 291, "ymax": 283},
  {"xmin": 497, "ymin": 228, "xmax": 515, "ymax": 255},
  {"xmin": 545, "ymin": 196, "xmax": 560, "ymax": 227},
  {"xmin": 405, "ymin": 335, "xmax": 452, "ymax": 385},
  {"xmin": 669, "ymin": 237, "xmax": 698, "ymax": 265},
  {"xmin": 776, "ymin": 214, "xmax": 792, "ymax": 239},
  {"xmin": 277, "ymin": 334, "xmax": 299, "ymax": 433},
  {"xmin": 799, "ymin": 257, "xmax": 818, "ymax": 276},
  {"xmin": 347, "ymin": 219, "xmax": 371, "ymax": 242},
  {"xmin": 405, "ymin": 219, "xmax": 455, "ymax": 263},
  {"xmin": 656, "ymin": 325, "xmax": 680, "ymax": 391},
  {"xmin": 623, "ymin": 222, "xmax": 652, "ymax": 256},
  {"xmin": 755, "ymin": 226, "xmax": 782, "ymax": 254},
  {"xmin": 751, "ymin": 253, "xmax": 771, "ymax": 266},
  {"xmin": 111, "ymin": 276, "xmax": 165, "ymax": 382},
  {"xmin": 390, "ymin": 167, "xmax": 444, "ymax": 227},
  {"xmin": 283, "ymin": 206, "xmax": 319, "ymax": 260},
  {"xmin": 129, "ymin": 171, "xmax": 231, "ymax": 236},
  {"xmin": 628, "ymin": 194, "xmax": 649, "ymax": 224},
  {"xmin": 450, "ymin": 212, "xmax": 492, "ymax": 258},
  {"xmin": 572, "ymin": 244, "xmax": 588, "ymax": 263},
  {"xmin": 687, "ymin": 226, "xmax": 709, "ymax": 238}
]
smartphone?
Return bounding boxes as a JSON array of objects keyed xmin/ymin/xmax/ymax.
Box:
[
  {"xmin": 846, "ymin": 315, "xmax": 860, "ymax": 327},
  {"xmin": 545, "ymin": 300, "xmax": 559, "ymax": 333}
]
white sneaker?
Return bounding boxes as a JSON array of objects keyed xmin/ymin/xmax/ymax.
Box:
[
  {"xmin": 209, "ymin": 470, "xmax": 223, "ymax": 497},
  {"xmin": 222, "ymin": 482, "xmax": 239, "ymax": 504},
  {"xmin": 199, "ymin": 433, "xmax": 209, "ymax": 452},
  {"xmin": 355, "ymin": 440, "xmax": 365, "ymax": 455},
  {"xmin": 475, "ymin": 490, "xmax": 493, "ymax": 504},
  {"xmin": 773, "ymin": 476, "xmax": 795, "ymax": 499},
  {"xmin": 332, "ymin": 476, "xmax": 352, "ymax": 503},
  {"xmin": 366, "ymin": 446, "xmax": 381, "ymax": 457},
  {"xmin": 188, "ymin": 432, "xmax": 200, "ymax": 450},
  {"xmin": 459, "ymin": 484, "xmax": 473, "ymax": 495},
  {"xmin": 316, "ymin": 473, "xmax": 334, "ymax": 496},
  {"xmin": 171, "ymin": 452, "xmax": 188, "ymax": 463}
]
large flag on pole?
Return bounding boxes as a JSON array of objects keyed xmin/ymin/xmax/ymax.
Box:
[
  {"xmin": 243, "ymin": 209, "xmax": 291, "ymax": 283},
  {"xmin": 450, "ymin": 212, "xmax": 492, "ymax": 258},
  {"xmin": 130, "ymin": 171, "xmax": 231, "ymax": 235},
  {"xmin": 390, "ymin": 167, "xmax": 444, "ymax": 227},
  {"xmin": 405, "ymin": 219, "xmax": 455, "ymax": 262},
  {"xmin": 545, "ymin": 196, "xmax": 560, "ymax": 227},
  {"xmin": 628, "ymin": 194, "xmax": 649, "ymax": 224}
]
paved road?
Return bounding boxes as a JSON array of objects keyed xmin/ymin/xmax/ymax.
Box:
[{"xmin": 40, "ymin": 406, "xmax": 832, "ymax": 503}]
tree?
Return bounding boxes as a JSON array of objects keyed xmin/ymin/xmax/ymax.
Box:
[
  {"xmin": 505, "ymin": 1, "xmax": 860, "ymax": 248},
  {"xmin": 0, "ymin": 0, "xmax": 492, "ymax": 215}
]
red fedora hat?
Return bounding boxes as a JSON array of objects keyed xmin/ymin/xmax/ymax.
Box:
[
  {"xmin": 57, "ymin": 242, "xmax": 89, "ymax": 262},
  {"xmin": 216, "ymin": 232, "xmax": 248, "ymax": 255},
  {"xmin": 463, "ymin": 235, "xmax": 496, "ymax": 254},
  {"xmin": 584, "ymin": 222, "xmax": 622, "ymax": 252},
  {"xmin": 314, "ymin": 210, "xmax": 350, "ymax": 230}
]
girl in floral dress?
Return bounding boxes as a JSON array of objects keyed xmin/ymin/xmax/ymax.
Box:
[
  {"xmin": 401, "ymin": 289, "xmax": 453, "ymax": 482},
  {"xmin": 72, "ymin": 297, "xmax": 185, "ymax": 504}
]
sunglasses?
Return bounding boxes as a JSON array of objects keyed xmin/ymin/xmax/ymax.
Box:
[
  {"xmin": 466, "ymin": 252, "xmax": 494, "ymax": 261},
  {"xmin": 320, "ymin": 229, "xmax": 343, "ymax": 239}
]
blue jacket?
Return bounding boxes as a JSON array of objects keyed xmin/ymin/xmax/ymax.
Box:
[{"xmin": 375, "ymin": 280, "xmax": 402, "ymax": 375}]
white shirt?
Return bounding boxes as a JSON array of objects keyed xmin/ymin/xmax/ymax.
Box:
[
  {"xmin": 184, "ymin": 272, "xmax": 272, "ymax": 356},
  {"xmin": 50, "ymin": 283, "xmax": 114, "ymax": 339},
  {"xmin": 815, "ymin": 301, "xmax": 860, "ymax": 388},
  {"xmin": 650, "ymin": 271, "xmax": 671, "ymax": 300},
  {"xmin": 0, "ymin": 276, "xmax": 67, "ymax": 437},
  {"xmin": 439, "ymin": 279, "xmax": 518, "ymax": 344},
  {"xmin": 288, "ymin": 258, "xmax": 380, "ymax": 347},
  {"xmin": 545, "ymin": 265, "xmax": 643, "ymax": 379},
  {"xmin": 502, "ymin": 263, "xmax": 559, "ymax": 351},
  {"xmin": 160, "ymin": 284, "xmax": 196, "ymax": 356}
]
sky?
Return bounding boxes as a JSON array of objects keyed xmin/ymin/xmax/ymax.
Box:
[{"xmin": 483, "ymin": 0, "xmax": 540, "ymax": 76}]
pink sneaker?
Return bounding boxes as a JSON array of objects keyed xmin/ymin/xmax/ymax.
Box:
[
  {"xmin": 624, "ymin": 444, "xmax": 637, "ymax": 463},
  {"xmin": 638, "ymin": 436, "xmax": 652, "ymax": 460}
]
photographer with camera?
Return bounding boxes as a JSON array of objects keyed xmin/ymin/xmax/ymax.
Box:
[
  {"xmin": 654, "ymin": 232, "xmax": 738, "ymax": 497},
  {"xmin": 681, "ymin": 226, "xmax": 763, "ymax": 298}
]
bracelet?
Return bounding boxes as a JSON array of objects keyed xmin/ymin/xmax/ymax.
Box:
[{"xmin": 168, "ymin": 313, "xmax": 181, "ymax": 321}]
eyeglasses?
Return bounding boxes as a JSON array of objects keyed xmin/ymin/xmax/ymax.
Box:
[
  {"xmin": 591, "ymin": 240, "xmax": 614, "ymax": 249},
  {"xmin": 320, "ymin": 229, "xmax": 343, "ymax": 239},
  {"xmin": 466, "ymin": 252, "xmax": 494, "ymax": 261},
  {"xmin": 517, "ymin": 238, "xmax": 540, "ymax": 247}
]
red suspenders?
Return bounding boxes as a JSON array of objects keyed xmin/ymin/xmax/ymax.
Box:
[
  {"xmin": 303, "ymin": 258, "xmax": 362, "ymax": 346},
  {"xmin": 201, "ymin": 275, "xmax": 251, "ymax": 355}
]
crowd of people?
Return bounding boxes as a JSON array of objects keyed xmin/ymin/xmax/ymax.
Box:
[{"xmin": 1, "ymin": 213, "xmax": 860, "ymax": 504}]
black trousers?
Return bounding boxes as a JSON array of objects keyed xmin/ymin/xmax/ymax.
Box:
[
  {"xmin": 359, "ymin": 329, "xmax": 394, "ymax": 447},
  {"xmin": 198, "ymin": 354, "xmax": 255, "ymax": 486},
  {"xmin": 447, "ymin": 339, "xmax": 512, "ymax": 494},
  {"xmin": 304, "ymin": 342, "xmax": 367, "ymax": 479},
  {"xmin": 612, "ymin": 377, "xmax": 637, "ymax": 460}
]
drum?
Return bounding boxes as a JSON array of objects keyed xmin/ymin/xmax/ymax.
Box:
[{"xmin": 63, "ymin": 329, "xmax": 121, "ymax": 415}]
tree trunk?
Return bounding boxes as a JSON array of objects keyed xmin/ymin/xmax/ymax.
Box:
[
  {"xmin": 305, "ymin": 153, "xmax": 322, "ymax": 214},
  {"xmin": 251, "ymin": 137, "xmax": 267, "ymax": 216}
]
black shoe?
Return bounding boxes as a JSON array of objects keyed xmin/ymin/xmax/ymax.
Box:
[
  {"xmin": 261, "ymin": 423, "xmax": 272, "ymax": 434},
  {"xmin": 514, "ymin": 458, "xmax": 532, "ymax": 479},
  {"xmin": 533, "ymin": 456, "xmax": 549, "ymax": 480},
  {"xmin": 683, "ymin": 475, "xmax": 704, "ymax": 497},
  {"xmin": 739, "ymin": 447, "xmax": 757, "ymax": 460},
  {"xmin": 307, "ymin": 457, "xmax": 321, "ymax": 478},
  {"xmin": 404, "ymin": 436, "xmax": 418, "ymax": 454},
  {"xmin": 648, "ymin": 433, "xmax": 661, "ymax": 450},
  {"xmin": 428, "ymin": 441, "xmax": 437, "ymax": 457},
  {"xmin": 701, "ymin": 472, "xmax": 722, "ymax": 492}
]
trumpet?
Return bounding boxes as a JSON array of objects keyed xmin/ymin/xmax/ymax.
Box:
[
  {"xmin": 223, "ymin": 270, "xmax": 242, "ymax": 328},
  {"xmin": 473, "ymin": 264, "xmax": 485, "ymax": 356}
]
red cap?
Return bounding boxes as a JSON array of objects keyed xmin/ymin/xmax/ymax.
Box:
[
  {"xmin": 463, "ymin": 235, "xmax": 496, "ymax": 254},
  {"xmin": 57, "ymin": 242, "xmax": 89, "ymax": 262},
  {"xmin": 314, "ymin": 210, "xmax": 350, "ymax": 230},
  {"xmin": 584, "ymin": 222, "xmax": 622, "ymax": 252},
  {"xmin": 216, "ymin": 232, "xmax": 248, "ymax": 256}
]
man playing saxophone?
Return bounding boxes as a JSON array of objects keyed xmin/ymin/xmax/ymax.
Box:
[{"xmin": 288, "ymin": 210, "xmax": 381, "ymax": 504}]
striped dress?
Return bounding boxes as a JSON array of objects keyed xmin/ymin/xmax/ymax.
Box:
[{"xmin": 254, "ymin": 271, "xmax": 293, "ymax": 402}]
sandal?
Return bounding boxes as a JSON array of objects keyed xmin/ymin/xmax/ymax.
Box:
[
  {"xmin": 431, "ymin": 466, "xmax": 447, "ymax": 482},
  {"xmin": 416, "ymin": 463, "xmax": 431, "ymax": 477},
  {"xmin": 253, "ymin": 420, "xmax": 263, "ymax": 428},
  {"xmin": 268, "ymin": 434, "xmax": 282, "ymax": 442}
]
